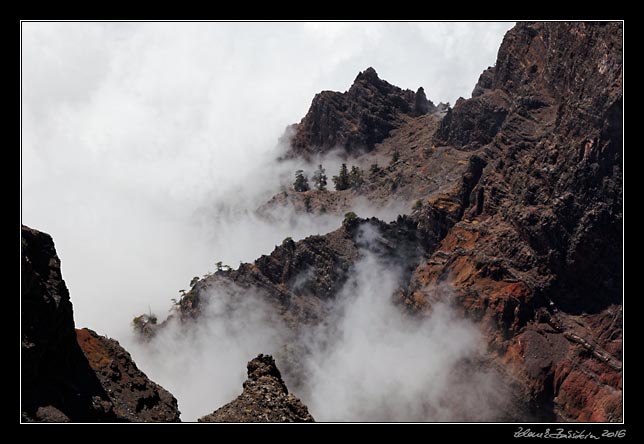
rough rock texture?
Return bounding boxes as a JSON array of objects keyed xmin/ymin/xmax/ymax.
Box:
[
  {"xmin": 433, "ymin": 90, "xmax": 511, "ymax": 151},
  {"xmin": 198, "ymin": 354, "xmax": 314, "ymax": 423},
  {"xmin": 289, "ymin": 67, "xmax": 435, "ymax": 157},
  {"xmin": 178, "ymin": 216, "xmax": 422, "ymax": 329},
  {"xmin": 263, "ymin": 112, "xmax": 471, "ymax": 216},
  {"xmin": 21, "ymin": 225, "xmax": 116, "ymax": 422},
  {"xmin": 406, "ymin": 21, "xmax": 623, "ymax": 421},
  {"xmin": 77, "ymin": 328, "xmax": 180, "ymax": 422},
  {"xmin": 21, "ymin": 225, "xmax": 180, "ymax": 422}
]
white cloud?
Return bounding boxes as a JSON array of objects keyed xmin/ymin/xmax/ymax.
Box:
[
  {"xmin": 21, "ymin": 20, "xmax": 513, "ymax": 341},
  {"xmin": 125, "ymin": 225, "xmax": 512, "ymax": 421}
]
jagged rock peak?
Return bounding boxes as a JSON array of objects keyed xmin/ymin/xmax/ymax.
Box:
[
  {"xmin": 246, "ymin": 354, "xmax": 287, "ymax": 388},
  {"xmin": 353, "ymin": 66, "xmax": 380, "ymax": 83},
  {"xmin": 414, "ymin": 86, "xmax": 431, "ymax": 115},
  {"xmin": 198, "ymin": 354, "xmax": 314, "ymax": 423},
  {"xmin": 288, "ymin": 67, "xmax": 436, "ymax": 157}
]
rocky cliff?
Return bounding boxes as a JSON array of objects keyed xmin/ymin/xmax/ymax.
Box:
[
  {"xmin": 21, "ymin": 225, "xmax": 180, "ymax": 422},
  {"xmin": 198, "ymin": 354, "xmax": 314, "ymax": 423},
  {"xmin": 408, "ymin": 21, "xmax": 622, "ymax": 421}
]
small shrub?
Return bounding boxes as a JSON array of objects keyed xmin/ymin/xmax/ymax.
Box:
[
  {"xmin": 293, "ymin": 170, "xmax": 310, "ymax": 192},
  {"xmin": 390, "ymin": 150, "xmax": 400, "ymax": 165},
  {"xmin": 369, "ymin": 163, "xmax": 381, "ymax": 178},
  {"xmin": 344, "ymin": 211, "xmax": 358, "ymax": 223},
  {"xmin": 312, "ymin": 165, "xmax": 327, "ymax": 191},
  {"xmin": 332, "ymin": 164, "xmax": 350, "ymax": 191}
]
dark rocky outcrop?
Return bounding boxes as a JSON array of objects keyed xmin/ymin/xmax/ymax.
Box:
[
  {"xmin": 198, "ymin": 354, "xmax": 314, "ymax": 423},
  {"xmin": 264, "ymin": 111, "xmax": 470, "ymax": 216},
  {"xmin": 21, "ymin": 225, "xmax": 180, "ymax": 422},
  {"xmin": 77, "ymin": 328, "xmax": 180, "ymax": 422},
  {"xmin": 289, "ymin": 67, "xmax": 436, "ymax": 157},
  {"xmin": 22, "ymin": 225, "xmax": 116, "ymax": 422},
  {"xmin": 177, "ymin": 216, "xmax": 422, "ymax": 329}
]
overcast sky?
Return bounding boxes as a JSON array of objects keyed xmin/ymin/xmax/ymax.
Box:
[{"xmin": 21, "ymin": 21, "xmax": 514, "ymax": 337}]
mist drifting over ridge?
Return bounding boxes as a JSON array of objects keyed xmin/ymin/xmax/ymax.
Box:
[
  {"xmin": 22, "ymin": 22, "xmax": 515, "ymax": 421},
  {"xmin": 126, "ymin": 223, "xmax": 513, "ymax": 421},
  {"xmin": 22, "ymin": 22, "xmax": 512, "ymax": 339}
]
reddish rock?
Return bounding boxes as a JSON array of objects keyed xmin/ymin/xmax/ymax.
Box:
[
  {"xmin": 77, "ymin": 328, "xmax": 180, "ymax": 422},
  {"xmin": 408, "ymin": 21, "xmax": 622, "ymax": 421}
]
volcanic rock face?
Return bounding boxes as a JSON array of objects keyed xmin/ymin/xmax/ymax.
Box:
[
  {"xmin": 198, "ymin": 354, "xmax": 314, "ymax": 422},
  {"xmin": 22, "ymin": 225, "xmax": 115, "ymax": 422},
  {"xmin": 264, "ymin": 110, "xmax": 471, "ymax": 216},
  {"xmin": 21, "ymin": 225, "xmax": 180, "ymax": 422},
  {"xmin": 77, "ymin": 328, "xmax": 180, "ymax": 422},
  {"xmin": 289, "ymin": 67, "xmax": 435, "ymax": 157},
  {"xmin": 408, "ymin": 21, "xmax": 623, "ymax": 421},
  {"xmin": 177, "ymin": 216, "xmax": 422, "ymax": 329}
]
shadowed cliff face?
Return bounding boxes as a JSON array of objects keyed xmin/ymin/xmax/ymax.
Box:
[
  {"xmin": 175, "ymin": 216, "xmax": 423, "ymax": 330},
  {"xmin": 21, "ymin": 225, "xmax": 180, "ymax": 422},
  {"xmin": 21, "ymin": 225, "xmax": 116, "ymax": 422},
  {"xmin": 410, "ymin": 21, "xmax": 623, "ymax": 421}
]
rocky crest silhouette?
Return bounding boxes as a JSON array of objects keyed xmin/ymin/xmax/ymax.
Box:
[
  {"xmin": 198, "ymin": 354, "xmax": 314, "ymax": 422},
  {"xmin": 21, "ymin": 225, "xmax": 180, "ymax": 422}
]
